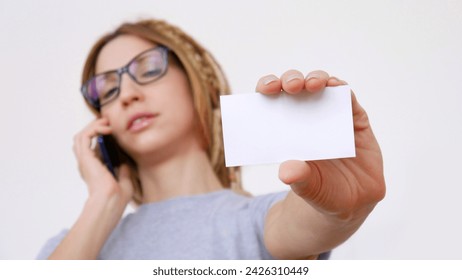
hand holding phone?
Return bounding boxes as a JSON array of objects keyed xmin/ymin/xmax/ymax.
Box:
[{"xmin": 97, "ymin": 135, "xmax": 121, "ymax": 178}]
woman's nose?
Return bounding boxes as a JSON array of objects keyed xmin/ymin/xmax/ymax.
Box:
[{"xmin": 118, "ymin": 74, "xmax": 145, "ymax": 107}]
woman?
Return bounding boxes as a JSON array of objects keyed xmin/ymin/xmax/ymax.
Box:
[{"xmin": 37, "ymin": 18, "xmax": 385, "ymax": 259}]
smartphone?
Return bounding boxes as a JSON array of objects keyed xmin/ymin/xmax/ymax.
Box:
[{"xmin": 97, "ymin": 135, "xmax": 121, "ymax": 178}]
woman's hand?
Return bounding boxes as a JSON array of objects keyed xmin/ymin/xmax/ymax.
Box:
[
  {"xmin": 256, "ymin": 70, "xmax": 385, "ymax": 221},
  {"xmin": 72, "ymin": 118, "xmax": 134, "ymax": 206},
  {"xmin": 49, "ymin": 118, "xmax": 135, "ymax": 259}
]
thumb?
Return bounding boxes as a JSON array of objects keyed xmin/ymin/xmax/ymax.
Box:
[{"xmin": 278, "ymin": 160, "xmax": 322, "ymax": 202}]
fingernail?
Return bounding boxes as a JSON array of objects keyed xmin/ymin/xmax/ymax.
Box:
[
  {"xmin": 306, "ymin": 73, "xmax": 322, "ymax": 81},
  {"xmin": 262, "ymin": 75, "xmax": 279, "ymax": 86},
  {"xmin": 286, "ymin": 73, "xmax": 303, "ymax": 83}
]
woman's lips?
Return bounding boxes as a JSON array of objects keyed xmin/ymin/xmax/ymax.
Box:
[{"xmin": 127, "ymin": 113, "xmax": 157, "ymax": 132}]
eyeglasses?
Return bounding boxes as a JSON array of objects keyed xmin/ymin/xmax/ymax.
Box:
[{"xmin": 81, "ymin": 46, "xmax": 169, "ymax": 109}]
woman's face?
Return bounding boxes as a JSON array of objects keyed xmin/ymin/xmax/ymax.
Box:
[{"xmin": 96, "ymin": 35, "xmax": 199, "ymax": 163}]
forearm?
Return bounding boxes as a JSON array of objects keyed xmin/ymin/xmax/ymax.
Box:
[
  {"xmin": 48, "ymin": 194, "xmax": 126, "ymax": 259},
  {"xmin": 265, "ymin": 191, "xmax": 374, "ymax": 259}
]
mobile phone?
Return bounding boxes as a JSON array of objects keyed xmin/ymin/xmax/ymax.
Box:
[{"xmin": 97, "ymin": 135, "xmax": 121, "ymax": 178}]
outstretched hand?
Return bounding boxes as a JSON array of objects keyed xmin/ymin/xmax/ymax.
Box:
[{"xmin": 256, "ymin": 70, "xmax": 385, "ymax": 221}]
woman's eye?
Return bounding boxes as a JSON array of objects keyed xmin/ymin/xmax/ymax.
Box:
[
  {"xmin": 101, "ymin": 87, "xmax": 118, "ymax": 100},
  {"xmin": 141, "ymin": 68, "xmax": 162, "ymax": 78}
]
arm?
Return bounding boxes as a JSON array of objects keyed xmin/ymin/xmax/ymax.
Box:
[
  {"xmin": 257, "ymin": 70, "xmax": 386, "ymax": 259},
  {"xmin": 48, "ymin": 118, "xmax": 133, "ymax": 259}
]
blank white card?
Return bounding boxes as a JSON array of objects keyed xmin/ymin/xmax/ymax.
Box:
[{"xmin": 220, "ymin": 85, "xmax": 355, "ymax": 167}]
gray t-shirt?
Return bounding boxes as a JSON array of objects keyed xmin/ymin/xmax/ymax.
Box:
[{"xmin": 37, "ymin": 189, "xmax": 288, "ymax": 259}]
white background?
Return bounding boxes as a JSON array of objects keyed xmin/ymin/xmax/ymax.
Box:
[{"xmin": 0, "ymin": 0, "xmax": 461, "ymax": 259}]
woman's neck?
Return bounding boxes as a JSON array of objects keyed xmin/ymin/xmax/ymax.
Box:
[{"xmin": 136, "ymin": 144, "xmax": 224, "ymax": 204}]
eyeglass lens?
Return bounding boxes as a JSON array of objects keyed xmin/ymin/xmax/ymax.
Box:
[{"xmin": 84, "ymin": 47, "xmax": 168, "ymax": 108}]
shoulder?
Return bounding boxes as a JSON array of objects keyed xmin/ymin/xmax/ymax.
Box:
[
  {"xmin": 211, "ymin": 189, "xmax": 289, "ymax": 236},
  {"xmin": 206, "ymin": 189, "xmax": 288, "ymax": 213},
  {"xmin": 246, "ymin": 190, "xmax": 288, "ymax": 212}
]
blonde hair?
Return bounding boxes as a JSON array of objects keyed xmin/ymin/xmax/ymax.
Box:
[{"xmin": 81, "ymin": 19, "xmax": 243, "ymax": 204}]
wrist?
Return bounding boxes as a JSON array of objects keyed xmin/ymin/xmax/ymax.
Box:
[
  {"xmin": 49, "ymin": 189, "xmax": 128, "ymax": 259},
  {"xmin": 86, "ymin": 191, "xmax": 128, "ymax": 216},
  {"xmin": 318, "ymin": 203, "xmax": 378, "ymax": 233}
]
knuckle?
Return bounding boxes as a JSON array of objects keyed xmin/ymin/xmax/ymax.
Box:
[
  {"xmin": 358, "ymin": 110, "xmax": 370, "ymax": 124},
  {"xmin": 374, "ymin": 181, "xmax": 387, "ymax": 202}
]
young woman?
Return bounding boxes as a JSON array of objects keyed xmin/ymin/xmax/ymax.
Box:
[{"xmin": 37, "ymin": 18, "xmax": 385, "ymax": 260}]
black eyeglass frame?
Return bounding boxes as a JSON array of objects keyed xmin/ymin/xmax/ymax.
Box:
[{"xmin": 81, "ymin": 45, "xmax": 169, "ymax": 110}]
